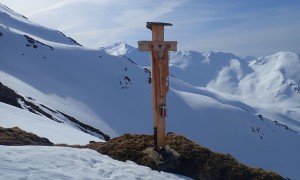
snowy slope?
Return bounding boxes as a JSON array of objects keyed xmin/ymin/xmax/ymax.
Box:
[
  {"xmin": 1, "ymin": 4, "xmax": 300, "ymax": 179},
  {"xmin": 0, "ymin": 145, "xmax": 189, "ymax": 180},
  {"xmin": 0, "ymin": 102, "xmax": 101, "ymax": 145},
  {"xmin": 0, "ymin": 3, "xmax": 80, "ymax": 46}
]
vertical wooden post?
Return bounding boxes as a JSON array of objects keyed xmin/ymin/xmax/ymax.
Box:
[{"xmin": 138, "ymin": 22, "xmax": 177, "ymax": 151}]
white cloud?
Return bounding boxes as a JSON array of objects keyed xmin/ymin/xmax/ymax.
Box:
[{"xmin": 10, "ymin": 0, "xmax": 185, "ymax": 48}]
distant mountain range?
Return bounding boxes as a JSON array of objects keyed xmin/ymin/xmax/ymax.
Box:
[
  {"xmin": 1, "ymin": 3, "xmax": 300, "ymax": 179},
  {"xmin": 103, "ymin": 42, "xmax": 300, "ymax": 129}
]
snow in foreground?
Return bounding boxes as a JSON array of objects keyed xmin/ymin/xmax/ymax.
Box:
[{"xmin": 0, "ymin": 145, "xmax": 190, "ymax": 180}]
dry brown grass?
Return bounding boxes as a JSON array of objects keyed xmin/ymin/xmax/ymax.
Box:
[
  {"xmin": 0, "ymin": 126, "xmax": 53, "ymax": 146},
  {"xmin": 82, "ymin": 133, "xmax": 284, "ymax": 180}
]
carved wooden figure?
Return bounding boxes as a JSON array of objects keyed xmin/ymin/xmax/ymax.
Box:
[{"xmin": 138, "ymin": 22, "xmax": 177, "ymax": 151}]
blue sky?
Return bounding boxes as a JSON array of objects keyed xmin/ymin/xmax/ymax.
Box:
[{"xmin": 1, "ymin": 0, "xmax": 299, "ymax": 56}]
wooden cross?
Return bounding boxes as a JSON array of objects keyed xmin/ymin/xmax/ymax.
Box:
[{"xmin": 138, "ymin": 22, "xmax": 177, "ymax": 151}]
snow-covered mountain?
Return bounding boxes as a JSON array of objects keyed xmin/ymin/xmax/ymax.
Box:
[
  {"xmin": 100, "ymin": 42, "xmax": 136, "ymax": 56},
  {"xmin": 1, "ymin": 3, "xmax": 300, "ymax": 179},
  {"xmin": 102, "ymin": 42, "xmax": 254, "ymax": 86},
  {"xmin": 101, "ymin": 41, "xmax": 150, "ymax": 67},
  {"xmin": 106, "ymin": 41, "xmax": 300, "ymax": 132}
]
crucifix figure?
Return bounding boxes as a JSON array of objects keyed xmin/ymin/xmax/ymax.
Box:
[{"xmin": 138, "ymin": 22, "xmax": 177, "ymax": 151}]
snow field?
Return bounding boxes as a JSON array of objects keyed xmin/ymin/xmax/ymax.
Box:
[{"xmin": 0, "ymin": 145, "xmax": 190, "ymax": 180}]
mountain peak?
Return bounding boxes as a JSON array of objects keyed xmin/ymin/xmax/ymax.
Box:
[
  {"xmin": 103, "ymin": 42, "xmax": 135, "ymax": 56},
  {"xmin": 114, "ymin": 41, "xmax": 130, "ymax": 47}
]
